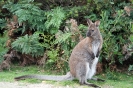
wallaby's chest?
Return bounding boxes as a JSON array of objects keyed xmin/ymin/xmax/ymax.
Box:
[{"xmin": 92, "ymin": 41, "xmax": 100, "ymax": 56}]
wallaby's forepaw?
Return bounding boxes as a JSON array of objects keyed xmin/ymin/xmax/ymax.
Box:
[{"xmin": 91, "ymin": 53, "xmax": 95, "ymax": 59}]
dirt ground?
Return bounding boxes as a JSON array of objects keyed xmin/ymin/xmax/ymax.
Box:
[
  {"xmin": 0, "ymin": 82, "xmax": 72, "ymax": 88},
  {"xmin": 0, "ymin": 81, "xmax": 113, "ymax": 88}
]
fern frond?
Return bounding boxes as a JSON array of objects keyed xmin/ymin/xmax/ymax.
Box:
[
  {"xmin": 45, "ymin": 7, "xmax": 65, "ymax": 33},
  {"xmin": 3, "ymin": 2, "xmax": 46, "ymax": 32},
  {"xmin": 12, "ymin": 32, "xmax": 44, "ymax": 57},
  {"xmin": 55, "ymin": 31, "xmax": 72, "ymax": 44},
  {"xmin": 0, "ymin": 18, "xmax": 6, "ymax": 29}
]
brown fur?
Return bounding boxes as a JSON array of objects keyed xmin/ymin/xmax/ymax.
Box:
[
  {"xmin": 65, "ymin": 19, "xmax": 84, "ymax": 42},
  {"xmin": 96, "ymin": 62, "xmax": 103, "ymax": 74},
  {"xmin": 69, "ymin": 35, "xmax": 103, "ymax": 75},
  {"xmin": 0, "ymin": 54, "xmax": 12, "ymax": 71},
  {"xmin": 124, "ymin": 6, "xmax": 133, "ymax": 16},
  {"xmin": 37, "ymin": 52, "xmax": 47, "ymax": 67},
  {"xmin": 20, "ymin": 54, "xmax": 36, "ymax": 66},
  {"xmin": 0, "ymin": 60, "xmax": 11, "ymax": 71}
]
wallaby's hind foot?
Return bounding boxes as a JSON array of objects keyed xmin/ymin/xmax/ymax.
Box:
[
  {"xmin": 14, "ymin": 77, "xmax": 26, "ymax": 81},
  {"xmin": 96, "ymin": 78, "xmax": 105, "ymax": 82},
  {"xmin": 79, "ymin": 79, "xmax": 101, "ymax": 88},
  {"xmin": 85, "ymin": 82, "xmax": 101, "ymax": 88},
  {"xmin": 80, "ymin": 82, "xmax": 101, "ymax": 88},
  {"xmin": 91, "ymin": 78, "xmax": 105, "ymax": 82}
]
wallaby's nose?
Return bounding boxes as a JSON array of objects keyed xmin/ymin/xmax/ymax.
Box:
[{"xmin": 86, "ymin": 31, "xmax": 91, "ymax": 37}]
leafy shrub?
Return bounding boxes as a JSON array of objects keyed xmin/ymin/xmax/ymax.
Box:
[
  {"xmin": 106, "ymin": 71, "xmax": 119, "ymax": 80},
  {"xmin": 0, "ymin": 19, "xmax": 6, "ymax": 29},
  {"xmin": 12, "ymin": 32, "xmax": 44, "ymax": 57},
  {"xmin": 1, "ymin": 0, "xmax": 133, "ymax": 72},
  {"xmin": 45, "ymin": 7, "xmax": 65, "ymax": 34},
  {"xmin": 3, "ymin": 0, "xmax": 45, "ymax": 32},
  {"xmin": 0, "ymin": 31, "xmax": 9, "ymax": 63},
  {"xmin": 3, "ymin": 0, "xmax": 66, "ymax": 34},
  {"xmin": 128, "ymin": 65, "xmax": 133, "ymax": 72},
  {"xmin": 100, "ymin": 10, "xmax": 132, "ymax": 64}
]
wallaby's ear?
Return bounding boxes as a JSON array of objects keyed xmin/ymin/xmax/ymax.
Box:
[
  {"xmin": 87, "ymin": 19, "xmax": 92, "ymax": 26},
  {"xmin": 95, "ymin": 20, "xmax": 100, "ymax": 27}
]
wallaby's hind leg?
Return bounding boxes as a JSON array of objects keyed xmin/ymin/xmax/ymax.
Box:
[{"xmin": 76, "ymin": 62, "xmax": 100, "ymax": 88}]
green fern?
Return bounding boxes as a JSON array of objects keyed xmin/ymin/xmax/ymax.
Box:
[
  {"xmin": 0, "ymin": 19, "xmax": 6, "ymax": 29},
  {"xmin": 45, "ymin": 7, "xmax": 65, "ymax": 34},
  {"xmin": 3, "ymin": 1, "xmax": 46, "ymax": 32},
  {"xmin": 11, "ymin": 32, "xmax": 44, "ymax": 57},
  {"xmin": 47, "ymin": 49, "xmax": 59, "ymax": 63},
  {"xmin": 55, "ymin": 32, "xmax": 72, "ymax": 44},
  {"xmin": 3, "ymin": 2, "xmax": 66, "ymax": 34},
  {"xmin": 0, "ymin": 31, "xmax": 9, "ymax": 63}
]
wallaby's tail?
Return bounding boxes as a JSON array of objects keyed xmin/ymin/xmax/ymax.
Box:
[{"xmin": 14, "ymin": 72, "xmax": 74, "ymax": 81}]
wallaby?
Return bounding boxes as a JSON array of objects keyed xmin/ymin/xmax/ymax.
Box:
[{"xmin": 14, "ymin": 19, "xmax": 104, "ymax": 88}]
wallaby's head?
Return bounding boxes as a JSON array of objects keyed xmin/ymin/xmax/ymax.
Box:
[{"xmin": 86, "ymin": 19, "xmax": 100, "ymax": 38}]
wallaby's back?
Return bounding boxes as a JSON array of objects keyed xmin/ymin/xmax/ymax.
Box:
[{"xmin": 69, "ymin": 37, "xmax": 93, "ymax": 76}]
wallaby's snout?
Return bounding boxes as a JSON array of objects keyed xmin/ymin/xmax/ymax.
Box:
[{"xmin": 86, "ymin": 30, "xmax": 91, "ymax": 37}]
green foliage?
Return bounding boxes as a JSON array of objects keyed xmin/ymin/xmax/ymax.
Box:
[
  {"xmin": 0, "ymin": 0, "xmax": 133, "ymax": 72},
  {"xmin": 106, "ymin": 70, "xmax": 119, "ymax": 80},
  {"xmin": 55, "ymin": 32, "xmax": 72, "ymax": 44},
  {"xmin": 3, "ymin": 1, "xmax": 66, "ymax": 34},
  {"xmin": 128, "ymin": 65, "xmax": 133, "ymax": 72},
  {"xmin": 39, "ymin": 35, "xmax": 55, "ymax": 50},
  {"xmin": 99, "ymin": 9, "xmax": 132, "ymax": 64},
  {"xmin": 3, "ymin": 0, "xmax": 45, "ymax": 32},
  {"xmin": 55, "ymin": 31, "xmax": 73, "ymax": 61},
  {"xmin": 12, "ymin": 32, "xmax": 44, "ymax": 57},
  {"xmin": 0, "ymin": 19, "xmax": 6, "ymax": 29},
  {"xmin": 0, "ymin": 31, "xmax": 9, "ymax": 63},
  {"xmin": 47, "ymin": 49, "xmax": 59, "ymax": 63},
  {"xmin": 78, "ymin": 24, "xmax": 88, "ymax": 36},
  {"xmin": 45, "ymin": 7, "xmax": 65, "ymax": 34},
  {"xmin": 0, "ymin": 0, "xmax": 7, "ymax": 17}
]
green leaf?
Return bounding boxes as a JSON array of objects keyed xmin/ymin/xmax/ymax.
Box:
[
  {"xmin": 12, "ymin": 32, "xmax": 44, "ymax": 57},
  {"xmin": 129, "ymin": 35, "xmax": 133, "ymax": 42},
  {"xmin": 45, "ymin": 7, "xmax": 65, "ymax": 32},
  {"xmin": 128, "ymin": 65, "xmax": 133, "ymax": 71}
]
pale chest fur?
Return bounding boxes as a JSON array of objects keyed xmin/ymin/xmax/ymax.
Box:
[
  {"xmin": 92, "ymin": 41, "xmax": 100, "ymax": 56},
  {"xmin": 87, "ymin": 41, "xmax": 100, "ymax": 79}
]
